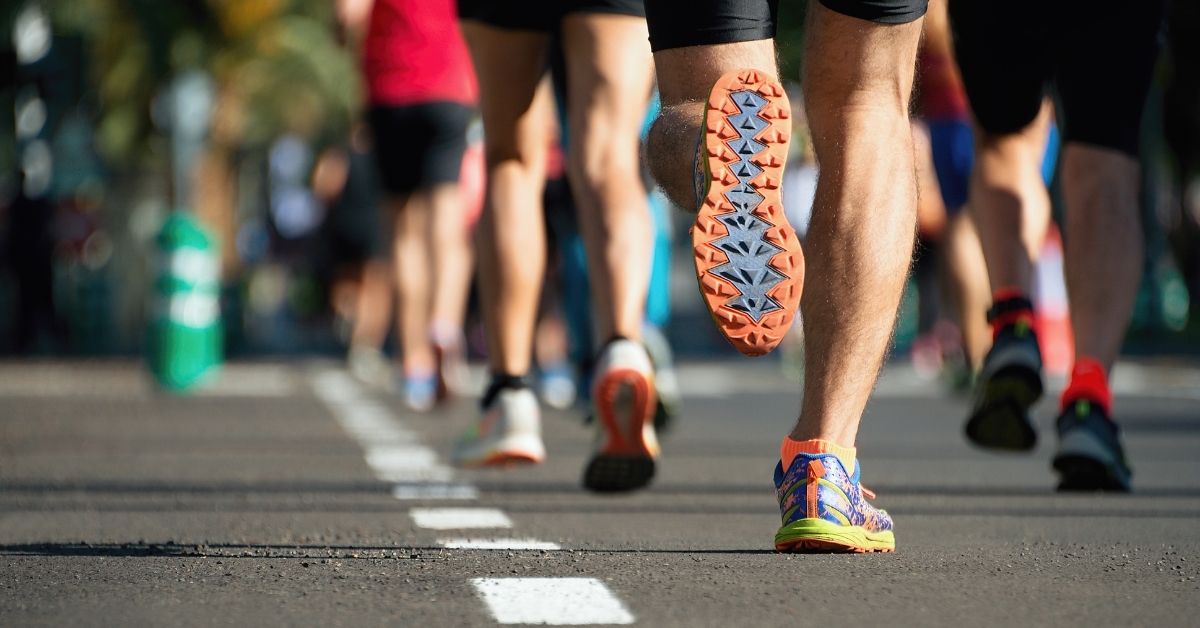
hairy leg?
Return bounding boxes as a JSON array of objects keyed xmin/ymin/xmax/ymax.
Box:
[
  {"xmin": 969, "ymin": 101, "xmax": 1053, "ymax": 293},
  {"xmin": 461, "ymin": 22, "xmax": 552, "ymax": 375},
  {"xmin": 647, "ymin": 40, "xmax": 777, "ymax": 210},
  {"xmin": 793, "ymin": 2, "xmax": 923, "ymax": 445},
  {"xmin": 1061, "ymin": 145, "xmax": 1142, "ymax": 369},
  {"xmin": 562, "ymin": 12, "xmax": 655, "ymax": 342}
]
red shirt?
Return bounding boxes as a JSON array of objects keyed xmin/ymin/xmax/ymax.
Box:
[{"xmin": 363, "ymin": 0, "xmax": 477, "ymax": 107}]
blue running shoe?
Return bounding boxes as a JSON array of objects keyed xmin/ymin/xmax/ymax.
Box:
[{"xmin": 773, "ymin": 453, "xmax": 895, "ymax": 553}]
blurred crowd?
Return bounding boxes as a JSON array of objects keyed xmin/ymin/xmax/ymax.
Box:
[{"xmin": 0, "ymin": 0, "xmax": 1198, "ymax": 377}]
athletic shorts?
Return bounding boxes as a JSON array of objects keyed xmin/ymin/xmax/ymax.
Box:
[
  {"xmin": 950, "ymin": 0, "xmax": 1167, "ymax": 157},
  {"xmin": 458, "ymin": 0, "xmax": 644, "ymax": 32},
  {"xmin": 369, "ymin": 102, "xmax": 473, "ymax": 197},
  {"xmin": 645, "ymin": 0, "xmax": 927, "ymax": 52}
]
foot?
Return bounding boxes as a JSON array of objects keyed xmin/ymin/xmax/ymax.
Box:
[
  {"xmin": 348, "ymin": 345, "xmax": 391, "ymax": 390},
  {"xmin": 773, "ymin": 453, "xmax": 895, "ymax": 553},
  {"xmin": 452, "ymin": 385, "xmax": 545, "ymax": 467},
  {"xmin": 692, "ymin": 69, "xmax": 804, "ymax": 357},
  {"xmin": 642, "ymin": 324, "xmax": 681, "ymax": 433},
  {"xmin": 1053, "ymin": 399, "xmax": 1132, "ymax": 492},
  {"xmin": 582, "ymin": 339, "xmax": 660, "ymax": 492},
  {"xmin": 966, "ymin": 319, "xmax": 1044, "ymax": 451},
  {"xmin": 431, "ymin": 328, "xmax": 470, "ymax": 400},
  {"xmin": 401, "ymin": 371, "xmax": 438, "ymax": 413}
]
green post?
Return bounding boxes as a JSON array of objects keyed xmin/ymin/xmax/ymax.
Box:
[{"xmin": 146, "ymin": 212, "xmax": 223, "ymax": 391}]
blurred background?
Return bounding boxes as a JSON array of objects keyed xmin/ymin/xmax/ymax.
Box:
[{"xmin": 0, "ymin": 0, "xmax": 1197, "ymax": 377}]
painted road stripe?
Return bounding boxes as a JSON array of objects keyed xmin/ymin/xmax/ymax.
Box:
[
  {"xmin": 392, "ymin": 483, "xmax": 479, "ymax": 500},
  {"xmin": 471, "ymin": 578, "xmax": 635, "ymax": 625},
  {"xmin": 309, "ymin": 369, "xmax": 478, "ymax": 498},
  {"xmin": 410, "ymin": 508, "xmax": 512, "ymax": 530},
  {"xmin": 439, "ymin": 538, "xmax": 561, "ymax": 550}
]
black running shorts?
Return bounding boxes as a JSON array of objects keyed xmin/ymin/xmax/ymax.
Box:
[
  {"xmin": 645, "ymin": 0, "xmax": 927, "ymax": 52},
  {"xmin": 950, "ymin": 0, "xmax": 1167, "ymax": 157},
  {"xmin": 458, "ymin": 0, "xmax": 645, "ymax": 32},
  {"xmin": 369, "ymin": 102, "xmax": 473, "ymax": 197}
]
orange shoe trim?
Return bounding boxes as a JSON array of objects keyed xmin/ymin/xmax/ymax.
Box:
[{"xmin": 693, "ymin": 69, "xmax": 805, "ymax": 357}]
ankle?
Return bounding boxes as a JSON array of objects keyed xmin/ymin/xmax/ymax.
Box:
[
  {"xmin": 481, "ymin": 372, "xmax": 528, "ymax": 409},
  {"xmin": 780, "ymin": 436, "xmax": 857, "ymax": 474},
  {"xmin": 988, "ymin": 287, "xmax": 1036, "ymax": 339},
  {"xmin": 1060, "ymin": 357, "xmax": 1112, "ymax": 416}
]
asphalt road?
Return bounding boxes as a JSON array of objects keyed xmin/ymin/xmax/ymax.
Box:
[{"xmin": 1, "ymin": 358, "xmax": 1197, "ymax": 626}]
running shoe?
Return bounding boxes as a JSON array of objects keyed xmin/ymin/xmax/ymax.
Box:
[
  {"xmin": 452, "ymin": 385, "xmax": 546, "ymax": 467},
  {"xmin": 401, "ymin": 371, "xmax": 438, "ymax": 413},
  {"xmin": 348, "ymin": 345, "xmax": 392, "ymax": 390},
  {"xmin": 965, "ymin": 306, "xmax": 1043, "ymax": 451},
  {"xmin": 773, "ymin": 453, "xmax": 895, "ymax": 553},
  {"xmin": 1053, "ymin": 399, "xmax": 1132, "ymax": 492},
  {"xmin": 642, "ymin": 324, "xmax": 681, "ymax": 433},
  {"xmin": 693, "ymin": 69, "xmax": 805, "ymax": 357},
  {"xmin": 583, "ymin": 339, "xmax": 660, "ymax": 492}
]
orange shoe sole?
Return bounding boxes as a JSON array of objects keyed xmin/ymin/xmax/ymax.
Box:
[
  {"xmin": 583, "ymin": 368, "xmax": 657, "ymax": 492},
  {"xmin": 693, "ymin": 69, "xmax": 804, "ymax": 357}
]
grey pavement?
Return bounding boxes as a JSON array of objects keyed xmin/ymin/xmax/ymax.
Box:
[{"xmin": 1, "ymin": 358, "xmax": 1198, "ymax": 626}]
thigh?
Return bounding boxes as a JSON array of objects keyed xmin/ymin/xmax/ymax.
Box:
[
  {"xmin": 459, "ymin": 22, "xmax": 552, "ymax": 164},
  {"xmin": 949, "ymin": 0, "xmax": 1051, "ymax": 136},
  {"xmin": 561, "ymin": 12, "xmax": 654, "ymax": 148},
  {"xmin": 1055, "ymin": 0, "xmax": 1167, "ymax": 156}
]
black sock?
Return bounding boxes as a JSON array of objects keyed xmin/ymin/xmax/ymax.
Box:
[{"xmin": 481, "ymin": 372, "xmax": 528, "ymax": 409}]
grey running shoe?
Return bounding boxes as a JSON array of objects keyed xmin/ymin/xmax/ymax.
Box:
[
  {"xmin": 966, "ymin": 313, "xmax": 1043, "ymax": 451},
  {"xmin": 1053, "ymin": 399, "xmax": 1132, "ymax": 492}
]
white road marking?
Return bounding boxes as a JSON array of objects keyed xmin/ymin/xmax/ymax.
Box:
[
  {"xmin": 309, "ymin": 368, "xmax": 479, "ymax": 499},
  {"xmin": 439, "ymin": 538, "xmax": 561, "ymax": 550},
  {"xmin": 410, "ymin": 508, "xmax": 512, "ymax": 530},
  {"xmin": 471, "ymin": 578, "xmax": 635, "ymax": 625},
  {"xmin": 391, "ymin": 483, "xmax": 479, "ymax": 500}
]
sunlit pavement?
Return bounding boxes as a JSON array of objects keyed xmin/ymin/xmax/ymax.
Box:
[{"xmin": 1, "ymin": 359, "xmax": 1197, "ymax": 626}]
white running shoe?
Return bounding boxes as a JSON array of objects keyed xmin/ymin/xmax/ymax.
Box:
[
  {"xmin": 582, "ymin": 339, "xmax": 659, "ymax": 492},
  {"xmin": 452, "ymin": 387, "xmax": 546, "ymax": 467}
]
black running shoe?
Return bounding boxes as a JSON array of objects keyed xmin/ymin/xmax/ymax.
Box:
[
  {"xmin": 1053, "ymin": 399, "xmax": 1132, "ymax": 492},
  {"xmin": 965, "ymin": 299, "xmax": 1043, "ymax": 451}
]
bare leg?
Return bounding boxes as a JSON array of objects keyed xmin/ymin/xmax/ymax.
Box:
[
  {"xmin": 389, "ymin": 193, "xmax": 435, "ymax": 374},
  {"xmin": 941, "ymin": 212, "xmax": 991, "ymax": 368},
  {"xmin": 969, "ymin": 102, "xmax": 1053, "ymax": 293},
  {"xmin": 427, "ymin": 182, "xmax": 473, "ymax": 331},
  {"xmin": 562, "ymin": 12, "xmax": 655, "ymax": 342},
  {"xmin": 1061, "ymin": 145, "xmax": 1142, "ymax": 370},
  {"xmin": 349, "ymin": 258, "xmax": 393, "ymax": 351},
  {"xmin": 648, "ymin": 40, "xmax": 776, "ymax": 210},
  {"xmin": 461, "ymin": 23, "xmax": 552, "ymax": 375},
  {"xmin": 793, "ymin": 3, "xmax": 923, "ymax": 445}
]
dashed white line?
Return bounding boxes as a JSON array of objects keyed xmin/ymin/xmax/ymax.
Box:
[
  {"xmin": 471, "ymin": 578, "xmax": 635, "ymax": 625},
  {"xmin": 392, "ymin": 483, "xmax": 480, "ymax": 500},
  {"xmin": 439, "ymin": 538, "xmax": 561, "ymax": 550},
  {"xmin": 410, "ymin": 507, "xmax": 513, "ymax": 530}
]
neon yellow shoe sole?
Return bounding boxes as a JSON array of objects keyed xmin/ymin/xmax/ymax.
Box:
[{"xmin": 774, "ymin": 518, "xmax": 896, "ymax": 553}]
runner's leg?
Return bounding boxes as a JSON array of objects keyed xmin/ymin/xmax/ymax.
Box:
[{"xmin": 561, "ymin": 11, "xmax": 655, "ymax": 343}]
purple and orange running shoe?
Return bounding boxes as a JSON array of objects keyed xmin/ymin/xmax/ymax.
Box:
[{"xmin": 773, "ymin": 453, "xmax": 895, "ymax": 553}]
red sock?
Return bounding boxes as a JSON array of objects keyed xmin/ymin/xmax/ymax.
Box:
[
  {"xmin": 1060, "ymin": 357, "xmax": 1112, "ymax": 416},
  {"xmin": 780, "ymin": 437, "xmax": 856, "ymax": 474}
]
